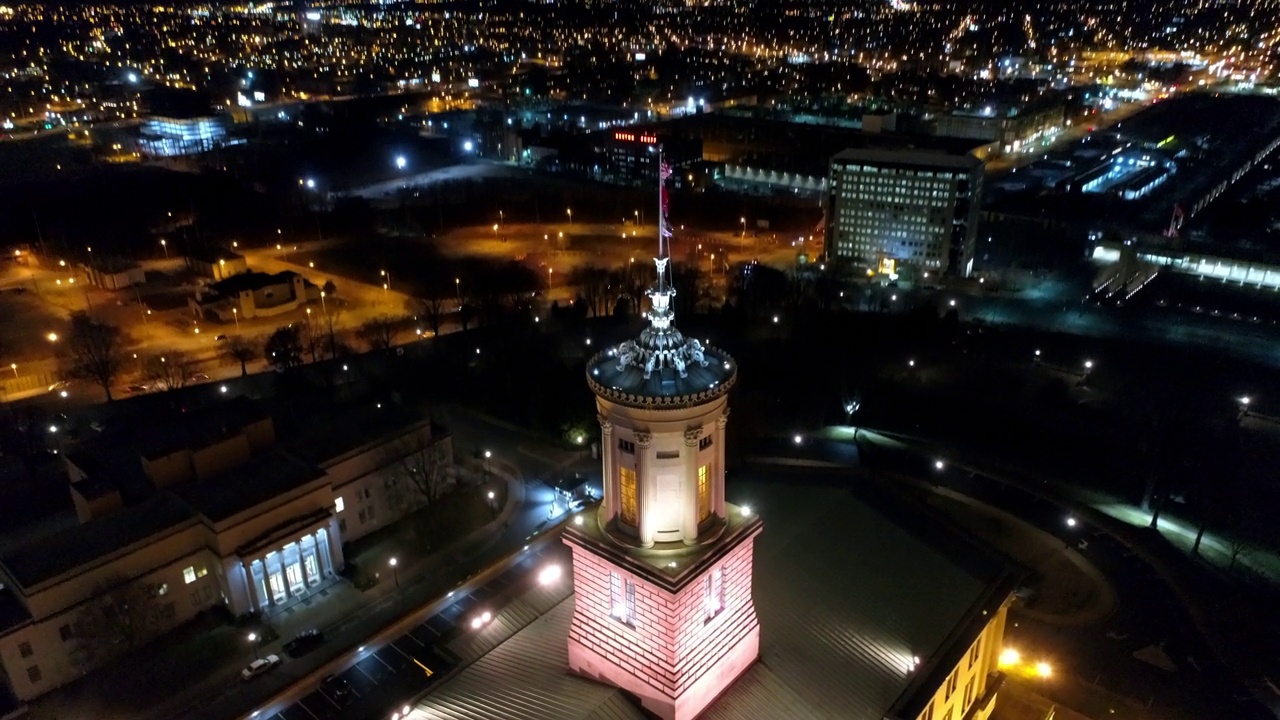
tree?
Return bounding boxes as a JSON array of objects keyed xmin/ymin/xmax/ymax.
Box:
[
  {"xmin": 570, "ymin": 265, "xmax": 611, "ymax": 317},
  {"xmin": 411, "ymin": 296, "xmax": 449, "ymax": 338},
  {"xmin": 264, "ymin": 325, "xmax": 304, "ymax": 368},
  {"xmin": 357, "ymin": 315, "xmax": 399, "ymax": 351},
  {"xmin": 70, "ymin": 578, "xmax": 172, "ymax": 667},
  {"xmin": 142, "ymin": 351, "xmax": 194, "ymax": 392},
  {"xmin": 322, "ymin": 279, "xmax": 337, "ymax": 296},
  {"xmin": 382, "ymin": 427, "xmax": 454, "ymax": 539},
  {"xmin": 225, "ymin": 336, "xmax": 258, "ymax": 376},
  {"xmin": 64, "ymin": 312, "xmax": 125, "ymax": 401}
]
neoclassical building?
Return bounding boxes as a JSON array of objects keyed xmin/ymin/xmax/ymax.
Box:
[
  {"xmin": 564, "ymin": 161, "xmax": 762, "ymax": 720},
  {"xmin": 0, "ymin": 397, "xmax": 452, "ymax": 701}
]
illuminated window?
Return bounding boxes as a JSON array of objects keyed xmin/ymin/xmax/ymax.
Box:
[
  {"xmin": 610, "ymin": 572, "xmax": 635, "ymax": 626},
  {"xmin": 197, "ymin": 567, "xmax": 208, "ymax": 578},
  {"xmin": 619, "ymin": 467, "xmax": 638, "ymax": 527},
  {"xmin": 697, "ymin": 465, "xmax": 710, "ymax": 522},
  {"xmin": 183, "ymin": 566, "xmax": 196, "ymax": 584},
  {"xmin": 335, "ymin": 496, "xmax": 345, "ymax": 513},
  {"xmin": 704, "ymin": 566, "xmax": 724, "ymax": 621}
]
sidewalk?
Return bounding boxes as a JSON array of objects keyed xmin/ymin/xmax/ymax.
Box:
[{"xmin": 23, "ymin": 466, "xmax": 528, "ymax": 720}]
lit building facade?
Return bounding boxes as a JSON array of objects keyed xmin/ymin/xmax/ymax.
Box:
[
  {"xmin": 566, "ymin": 158, "xmax": 761, "ymax": 720},
  {"xmin": 138, "ymin": 115, "xmax": 228, "ymax": 157},
  {"xmin": 0, "ymin": 400, "xmax": 452, "ymax": 701},
  {"xmin": 825, "ymin": 148, "xmax": 983, "ymax": 278}
]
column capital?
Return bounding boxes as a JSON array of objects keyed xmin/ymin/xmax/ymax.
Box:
[
  {"xmin": 597, "ymin": 414, "xmax": 613, "ymax": 435},
  {"xmin": 683, "ymin": 427, "xmax": 703, "ymax": 446},
  {"xmin": 634, "ymin": 431, "xmax": 652, "ymax": 448},
  {"xmin": 717, "ymin": 411, "xmax": 730, "ymax": 430}
]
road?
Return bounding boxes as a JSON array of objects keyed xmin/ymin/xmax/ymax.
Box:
[{"xmin": 852, "ymin": 429, "xmax": 1272, "ymax": 720}]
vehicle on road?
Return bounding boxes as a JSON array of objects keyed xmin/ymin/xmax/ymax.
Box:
[
  {"xmin": 47, "ymin": 380, "xmax": 72, "ymax": 392},
  {"xmin": 124, "ymin": 384, "xmax": 148, "ymax": 394},
  {"xmin": 321, "ymin": 675, "xmax": 352, "ymax": 704},
  {"xmin": 215, "ymin": 335, "xmax": 228, "ymax": 341},
  {"xmin": 283, "ymin": 629, "xmax": 325, "ymax": 658},
  {"xmin": 190, "ymin": 372, "xmax": 210, "ymax": 381},
  {"xmin": 240, "ymin": 654, "xmax": 281, "ymax": 681}
]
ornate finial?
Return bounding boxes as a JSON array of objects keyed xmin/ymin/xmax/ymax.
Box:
[{"xmin": 612, "ymin": 147, "xmax": 711, "ymax": 380}]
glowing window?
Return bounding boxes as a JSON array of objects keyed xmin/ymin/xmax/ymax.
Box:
[
  {"xmin": 183, "ymin": 566, "xmax": 196, "ymax": 584},
  {"xmin": 697, "ymin": 465, "xmax": 710, "ymax": 522},
  {"xmin": 704, "ymin": 566, "xmax": 724, "ymax": 621},
  {"xmin": 335, "ymin": 496, "xmax": 345, "ymax": 513},
  {"xmin": 619, "ymin": 467, "xmax": 638, "ymax": 527},
  {"xmin": 610, "ymin": 572, "xmax": 636, "ymax": 626}
]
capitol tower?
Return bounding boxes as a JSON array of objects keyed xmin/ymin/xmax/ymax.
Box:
[{"xmin": 564, "ymin": 155, "xmax": 763, "ymax": 720}]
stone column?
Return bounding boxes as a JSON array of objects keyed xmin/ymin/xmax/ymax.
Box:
[
  {"xmin": 598, "ymin": 414, "xmax": 615, "ymax": 524},
  {"xmin": 715, "ymin": 412, "xmax": 729, "ymax": 517},
  {"xmin": 635, "ymin": 431, "xmax": 653, "ymax": 547},
  {"xmin": 682, "ymin": 427, "xmax": 703, "ymax": 545}
]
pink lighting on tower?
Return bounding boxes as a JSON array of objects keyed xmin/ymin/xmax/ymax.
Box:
[{"xmin": 566, "ymin": 148, "xmax": 761, "ymax": 720}]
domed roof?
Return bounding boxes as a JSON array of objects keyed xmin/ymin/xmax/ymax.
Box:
[{"xmin": 585, "ymin": 156, "xmax": 735, "ymax": 409}]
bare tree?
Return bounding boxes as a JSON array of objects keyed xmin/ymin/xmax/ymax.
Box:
[
  {"xmin": 70, "ymin": 578, "xmax": 172, "ymax": 667},
  {"xmin": 64, "ymin": 312, "xmax": 125, "ymax": 401},
  {"xmin": 225, "ymin": 336, "xmax": 258, "ymax": 376},
  {"xmin": 382, "ymin": 427, "xmax": 453, "ymax": 533},
  {"xmin": 571, "ymin": 265, "xmax": 611, "ymax": 317},
  {"xmin": 413, "ymin": 296, "xmax": 449, "ymax": 338},
  {"xmin": 264, "ymin": 325, "xmax": 304, "ymax": 368},
  {"xmin": 142, "ymin": 351, "xmax": 194, "ymax": 391},
  {"xmin": 357, "ymin": 315, "xmax": 400, "ymax": 352}
]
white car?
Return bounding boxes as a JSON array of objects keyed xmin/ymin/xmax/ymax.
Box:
[{"xmin": 240, "ymin": 654, "xmax": 281, "ymax": 681}]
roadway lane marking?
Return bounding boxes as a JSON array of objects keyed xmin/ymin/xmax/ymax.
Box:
[
  {"xmin": 353, "ymin": 660, "xmax": 379, "ymax": 684},
  {"xmin": 316, "ymin": 688, "xmax": 341, "ymax": 709},
  {"xmin": 290, "ymin": 700, "xmax": 321, "ymax": 720},
  {"xmin": 368, "ymin": 648, "xmax": 397, "ymax": 672}
]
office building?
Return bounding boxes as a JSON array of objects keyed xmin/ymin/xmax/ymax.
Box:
[{"xmin": 825, "ymin": 148, "xmax": 984, "ymax": 278}]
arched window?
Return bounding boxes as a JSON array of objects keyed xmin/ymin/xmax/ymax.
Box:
[{"xmin": 697, "ymin": 465, "xmax": 710, "ymax": 522}]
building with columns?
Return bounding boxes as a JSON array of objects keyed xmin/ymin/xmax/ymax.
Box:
[
  {"xmin": 563, "ymin": 158, "xmax": 761, "ymax": 720},
  {"xmin": 409, "ymin": 154, "xmax": 1021, "ymax": 720},
  {"xmin": 0, "ymin": 397, "xmax": 451, "ymax": 701}
]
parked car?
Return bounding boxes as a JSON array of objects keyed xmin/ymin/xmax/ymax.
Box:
[
  {"xmin": 283, "ymin": 629, "xmax": 325, "ymax": 658},
  {"xmin": 240, "ymin": 654, "xmax": 281, "ymax": 681},
  {"xmin": 321, "ymin": 675, "xmax": 352, "ymax": 704}
]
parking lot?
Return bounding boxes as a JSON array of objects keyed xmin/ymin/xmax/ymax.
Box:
[{"xmin": 265, "ymin": 546, "xmax": 556, "ymax": 720}]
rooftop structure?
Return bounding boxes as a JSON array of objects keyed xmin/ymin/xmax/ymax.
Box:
[{"xmin": 414, "ymin": 475, "xmax": 1019, "ymax": 720}]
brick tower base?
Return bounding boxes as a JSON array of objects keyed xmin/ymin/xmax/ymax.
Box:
[{"xmin": 564, "ymin": 514, "xmax": 762, "ymax": 720}]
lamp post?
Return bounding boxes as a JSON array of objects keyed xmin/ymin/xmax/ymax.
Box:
[
  {"xmin": 320, "ymin": 290, "xmax": 327, "ymax": 315},
  {"xmin": 380, "ymin": 270, "xmax": 391, "ymax": 300},
  {"xmin": 232, "ymin": 307, "xmax": 239, "ymax": 329},
  {"xmin": 247, "ymin": 632, "xmax": 259, "ymax": 660},
  {"xmin": 566, "ymin": 207, "xmax": 572, "ymax": 227},
  {"xmin": 455, "ymin": 277, "xmax": 460, "ymax": 299},
  {"xmin": 159, "ymin": 239, "xmax": 168, "ymax": 259},
  {"xmin": 740, "ymin": 216, "xmax": 747, "ymax": 241},
  {"xmin": 388, "ymin": 557, "xmax": 399, "ymax": 589},
  {"xmin": 9, "ymin": 363, "xmax": 16, "ymax": 378}
]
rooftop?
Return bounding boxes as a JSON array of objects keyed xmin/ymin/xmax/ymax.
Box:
[
  {"xmin": 832, "ymin": 147, "xmax": 984, "ymax": 171},
  {"xmin": 586, "ymin": 345, "xmax": 736, "ymax": 409},
  {"xmin": 412, "ymin": 473, "xmax": 1017, "ymax": 720},
  {"xmin": 176, "ymin": 450, "xmax": 324, "ymax": 523},
  {"xmin": 207, "ymin": 270, "xmax": 301, "ymax": 296},
  {"xmin": 0, "ymin": 494, "xmax": 195, "ymax": 590}
]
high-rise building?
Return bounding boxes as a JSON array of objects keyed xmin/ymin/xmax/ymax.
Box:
[
  {"xmin": 566, "ymin": 158, "xmax": 761, "ymax": 720},
  {"xmin": 824, "ymin": 148, "xmax": 983, "ymax": 278}
]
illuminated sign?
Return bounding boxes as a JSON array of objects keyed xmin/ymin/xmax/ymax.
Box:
[
  {"xmin": 878, "ymin": 257, "xmax": 897, "ymax": 276},
  {"xmin": 613, "ymin": 132, "xmax": 658, "ymax": 144},
  {"xmin": 467, "ymin": 78, "xmax": 480, "ymax": 88}
]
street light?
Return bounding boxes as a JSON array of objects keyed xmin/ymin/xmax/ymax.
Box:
[
  {"xmin": 934, "ymin": 459, "xmax": 946, "ymax": 471},
  {"xmin": 740, "ymin": 216, "xmax": 746, "ymax": 240},
  {"xmin": 232, "ymin": 307, "xmax": 239, "ymax": 329},
  {"xmin": 380, "ymin": 270, "xmax": 391, "ymax": 299},
  {"xmin": 395, "ymin": 155, "xmax": 407, "ymax": 170},
  {"xmin": 9, "ymin": 363, "xmax": 16, "ymax": 378},
  {"xmin": 46, "ymin": 332, "xmax": 58, "ymax": 342},
  {"xmin": 566, "ymin": 207, "xmax": 572, "ymax": 226},
  {"xmin": 159, "ymin": 239, "xmax": 168, "ymax": 259},
  {"xmin": 455, "ymin": 277, "xmax": 460, "ymax": 299},
  {"xmin": 389, "ymin": 557, "xmax": 400, "ymax": 589},
  {"xmin": 320, "ymin": 291, "xmax": 327, "ymax": 315},
  {"xmin": 247, "ymin": 632, "xmax": 259, "ymax": 660}
]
